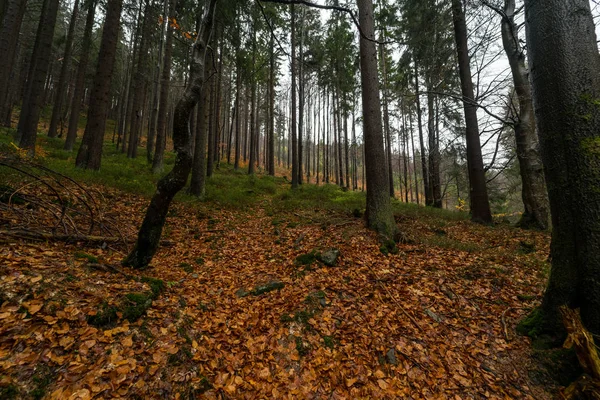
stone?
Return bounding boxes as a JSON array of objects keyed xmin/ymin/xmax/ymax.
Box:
[{"xmin": 318, "ymin": 249, "xmax": 340, "ymax": 267}]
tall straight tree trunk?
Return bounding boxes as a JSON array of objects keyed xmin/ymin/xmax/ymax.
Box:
[
  {"xmin": 297, "ymin": 9, "xmax": 304, "ymax": 185},
  {"xmin": 0, "ymin": 0, "xmax": 28, "ymax": 127},
  {"xmin": 190, "ymin": 63, "xmax": 209, "ymax": 197},
  {"xmin": 380, "ymin": 42, "xmax": 394, "ymax": 197},
  {"xmin": 357, "ymin": 0, "xmax": 398, "ymax": 241},
  {"xmin": 451, "ymin": 0, "xmax": 492, "ymax": 223},
  {"xmin": 525, "ymin": 0, "xmax": 600, "ymax": 333},
  {"xmin": 153, "ymin": 0, "xmax": 176, "ymax": 173},
  {"xmin": 75, "ymin": 0, "xmax": 123, "ymax": 169},
  {"xmin": 17, "ymin": 0, "xmax": 60, "ymax": 154},
  {"xmin": 48, "ymin": 0, "xmax": 80, "ymax": 138},
  {"xmin": 290, "ymin": 4, "xmax": 298, "ymax": 188},
  {"xmin": 268, "ymin": 32, "xmax": 275, "ymax": 176},
  {"xmin": 128, "ymin": 0, "xmax": 153, "ymax": 159},
  {"xmin": 414, "ymin": 60, "xmax": 430, "ymax": 205},
  {"xmin": 409, "ymin": 102, "xmax": 419, "ymax": 205},
  {"xmin": 124, "ymin": 0, "xmax": 217, "ymax": 269},
  {"xmin": 147, "ymin": 0, "xmax": 168, "ymax": 163},
  {"xmin": 427, "ymin": 90, "xmax": 442, "ymax": 207},
  {"xmin": 495, "ymin": 0, "xmax": 549, "ymax": 230},
  {"xmin": 248, "ymin": 22, "xmax": 257, "ymax": 175},
  {"xmin": 64, "ymin": 0, "xmax": 96, "ymax": 151},
  {"xmin": 233, "ymin": 66, "xmax": 241, "ymax": 170}
]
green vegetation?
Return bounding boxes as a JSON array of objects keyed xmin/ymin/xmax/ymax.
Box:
[{"xmin": 74, "ymin": 251, "xmax": 98, "ymax": 263}]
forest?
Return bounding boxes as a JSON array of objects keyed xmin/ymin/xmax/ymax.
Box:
[{"xmin": 1, "ymin": 0, "xmax": 600, "ymax": 398}]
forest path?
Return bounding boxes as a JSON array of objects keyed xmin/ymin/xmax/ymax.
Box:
[{"xmin": 0, "ymin": 184, "xmax": 558, "ymax": 399}]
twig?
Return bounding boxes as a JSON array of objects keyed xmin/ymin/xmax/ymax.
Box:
[
  {"xmin": 501, "ymin": 307, "xmax": 512, "ymax": 341},
  {"xmin": 366, "ymin": 262, "xmax": 423, "ymax": 331}
]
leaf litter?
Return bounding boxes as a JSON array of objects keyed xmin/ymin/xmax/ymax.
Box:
[{"xmin": 0, "ymin": 183, "xmax": 555, "ymax": 399}]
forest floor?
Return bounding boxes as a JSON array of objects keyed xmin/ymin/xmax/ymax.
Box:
[{"xmin": 0, "ymin": 133, "xmax": 577, "ymax": 399}]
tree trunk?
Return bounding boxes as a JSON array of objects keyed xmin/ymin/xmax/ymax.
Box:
[
  {"xmin": 75, "ymin": 0, "xmax": 123, "ymax": 170},
  {"xmin": 427, "ymin": 90, "xmax": 442, "ymax": 207},
  {"xmin": 414, "ymin": 59, "xmax": 430, "ymax": 206},
  {"xmin": 525, "ymin": 0, "xmax": 600, "ymax": 333},
  {"xmin": 0, "ymin": 0, "xmax": 28, "ymax": 127},
  {"xmin": 268, "ymin": 32, "xmax": 275, "ymax": 176},
  {"xmin": 189, "ymin": 48, "xmax": 210, "ymax": 198},
  {"xmin": 64, "ymin": 0, "xmax": 96, "ymax": 151},
  {"xmin": 127, "ymin": 0, "xmax": 153, "ymax": 159},
  {"xmin": 451, "ymin": 0, "xmax": 492, "ymax": 223},
  {"xmin": 17, "ymin": 0, "xmax": 60, "ymax": 155},
  {"xmin": 498, "ymin": 0, "xmax": 549, "ymax": 230},
  {"xmin": 124, "ymin": 0, "xmax": 217, "ymax": 269},
  {"xmin": 153, "ymin": 0, "xmax": 176, "ymax": 174},
  {"xmin": 380, "ymin": 42, "xmax": 394, "ymax": 198},
  {"xmin": 48, "ymin": 0, "xmax": 80, "ymax": 138},
  {"xmin": 290, "ymin": 4, "xmax": 299, "ymax": 188},
  {"xmin": 357, "ymin": 0, "xmax": 397, "ymax": 241}
]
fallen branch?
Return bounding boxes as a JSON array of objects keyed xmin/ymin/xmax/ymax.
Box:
[
  {"xmin": 560, "ymin": 306, "xmax": 600, "ymax": 399},
  {"xmin": 0, "ymin": 229, "xmax": 175, "ymax": 247}
]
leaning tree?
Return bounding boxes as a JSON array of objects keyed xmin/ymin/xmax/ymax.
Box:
[{"xmin": 123, "ymin": 0, "xmax": 218, "ymax": 269}]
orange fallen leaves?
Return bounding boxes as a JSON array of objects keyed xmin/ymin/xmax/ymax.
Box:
[{"xmin": 0, "ymin": 184, "xmax": 553, "ymax": 399}]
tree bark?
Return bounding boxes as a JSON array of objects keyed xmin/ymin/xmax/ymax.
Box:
[
  {"xmin": 268, "ymin": 32, "xmax": 276, "ymax": 176},
  {"xmin": 153, "ymin": 0, "xmax": 176, "ymax": 173},
  {"xmin": 0, "ymin": 0, "xmax": 28, "ymax": 127},
  {"xmin": 127, "ymin": 0, "xmax": 153, "ymax": 159},
  {"xmin": 525, "ymin": 0, "xmax": 600, "ymax": 333},
  {"xmin": 497, "ymin": 0, "xmax": 549, "ymax": 230},
  {"xmin": 48, "ymin": 0, "xmax": 80, "ymax": 138},
  {"xmin": 189, "ymin": 49, "xmax": 210, "ymax": 198},
  {"xmin": 64, "ymin": 0, "xmax": 96, "ymax": 151},
  {"xmin": 17, "ymin": 0, "xmax": 60, "ymax": 155},
  {"xmin": 75, "ymin": 0, "xmax": 123, "ymax": 169},
  {"xmin": 290, "ymin": 4, "xmax": 299, "ymax": 188},
  {"xmin": 451, "ymin": 0, "xmax": 492, "ymax": 223},
  {"xmin": 124, "ymin": 0, "xmax": 217, "ymax": 269},
  {"xmin": 357, "ymin": 0, "xmax": 397, "ymax": 241},
  {"xmin": 414, "ymin": 59, "xmax": 430, "ymax": 206}
]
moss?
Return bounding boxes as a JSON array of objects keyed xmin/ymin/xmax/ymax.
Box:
[
  {"xmin": 74, "ymin": 251, "xmax": 98, "ymax": 263},
  {"xmin": 30, "ymin": 365, "xmax": 53, "ymax": 400},
  {"xmin": 295, "ymin": 336, "xmax": 310, "ymax": 356},
  {"xmin": 0, "ymin": 384, "xmax": 19, "ymax": 399},
  {"xmin": 122, "ymin": 292, "xmax": 153, "ymax": 322},
  {"xmin": 380, "ymin": 240, "xmax": 398, "ymax": 255},
  {"xmin": 250, "ymin": 281, "xmax": 285, "ymax": 296},
  {"xmin": 295, "ymin": 251, "xmax": 318, "ymax": 266},
  {"xmin": 516, "ymin": 308, "xmax": 546, "ymax": 339},
  {"xmin": 140, "ymin": 277, "xmax": 165, "ymax": 299},
  {"xmin": 179, "ymin": 263, "xmax": 194, "ymax": 273},
  {"xmin": 322, "ymin": 335, "xmax": 335, "ymax": 349},
  {"xmin": 87, "ymin": 302, "xmax": 118, "ymax": 328}
]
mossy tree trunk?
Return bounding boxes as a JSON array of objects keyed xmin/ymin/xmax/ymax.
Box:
[
  {"xmin": 525, "ymin": 0, "xmax": 600, "ymax": 333},
  {"xmin": 123, "ymin": 0, "xmax": 218, "ymax": 269}
]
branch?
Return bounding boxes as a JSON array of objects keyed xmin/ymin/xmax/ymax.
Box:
[{"xmin": 257, "ymin": 0, "xmax": 400, "ymax": 45}]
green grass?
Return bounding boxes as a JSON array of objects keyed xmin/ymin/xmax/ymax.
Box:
[{"xmin": 0, "ymin": 126, "xmax": 470, "ymax": 222}]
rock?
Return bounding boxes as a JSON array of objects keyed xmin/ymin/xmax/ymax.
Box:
[
  {"xmin": 251, "ymin": 281, "xmax": 285, "ymax": 296},
  {"xmin": 425, "ymin": 308, "xmax": 444, "ymax": 323},
  {"xmin": 192, "ymin": 273, "xmax": 199, "ymax": 278},
  {"xmin": 386, "ymin": 348, "xmax": 397, "ymax": 365},
  {"xmin": 318, "ymin": 249, "xmax": 340, "ymax": 267},
  {"xmin": 235, "ymin": 288, "xmax": 250, "ymax": 298}
]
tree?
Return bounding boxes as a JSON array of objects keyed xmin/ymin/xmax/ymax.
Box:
[
  {"xmin": 524, "ymin": 0, "xmax": 600, "ymax": 333},
  {"xmin": 290, "ymin": 4, "xmax": 299, "ymax": 188},
  {"xmin": 123, "ymin": 0, "xmax": 218, "ymax": 269},
  {"xmin": 48, "ymin": 0, "xmax": 80, "ymax": 138},
  {"xmin": 153, "ymin": 0, "xmax": 177, "ymax": 173},
  {"xmin": 75, "ymin": 0, "xmax": 124, "ymax": 170},
  {"xmin": 357, "ymin": 0, "xmax": 397, "ymax": 241},
  {"xmin": 451, "ymin": 0, "xmax": 492, "ymax": 223},
  {"xmin": 0, "ymin": 0, "xmax": 28, "ymax": 126},
  {"xmin": 17, "ymin": 0, "xmax": 60, "ymax": 154},
  {"xmin": 64, "ymin": 0, "xmax": 97, "ymax": 151},
  {"xmin": 484, "ymin": 0, "xmax": 549, "ymax": 230}
]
